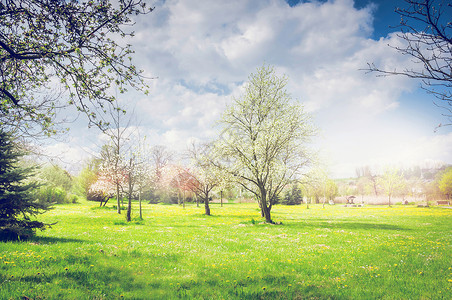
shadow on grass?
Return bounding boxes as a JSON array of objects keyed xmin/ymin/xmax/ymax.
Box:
[
  {"xmin": 29, "ymin": 236, "xmax": 86, "ymax": 244},
  {"xmin": 288, "ymin": 220, "xmax": 410, "ymax": 232},
  {"xmin": 8, "ymin": 250, "xmax": 184, "ymax": 299}
]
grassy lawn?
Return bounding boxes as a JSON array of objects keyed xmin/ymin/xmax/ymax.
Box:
[{"xmin": 1, "ymin": 201, "xmax": 451, "ymax": 299}]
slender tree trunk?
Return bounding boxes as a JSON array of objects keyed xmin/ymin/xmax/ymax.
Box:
[
  {"xmin": 127, "ymin": 177, "xmax": 132, "ymax": 222},
  {"xmin": 116, "ymin": 185, "xmax": 121, "ymax": 214},
  {"xmin": 139, "ymin": 188, "xmax": 142, "ymax": 220},
  {"xmin": 221, "ymin": 190, "xmax": 223, "ymax": 207}
]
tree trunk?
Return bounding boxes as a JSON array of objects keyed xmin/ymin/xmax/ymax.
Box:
[
  {"xmin": 116, "ymin": 185, "xmax": 121, "ymax": 214},
  {"xmin": 127, "ymin": 197, "xmax": 132, "ymax": 222},
  {"xmin": 139, "ymin": 189, "xmax": 142, "ymax": 220},
  {"xmin": 259, "ymin": 189, "xmax": 273, "ymax": 223},
  {"xmin": 204, "ymin": 194, "xmax": 211, "ymax": 216},
  {"xmin": 262, "ymin": 204, "xmax": 272, "ymax": 223},
  {"xmin": 258, "ymin": 199, "xmax": 264, "ymax": 217},
  {"xmin": 127, "ymin": 172, "xmax": 132, "ymax": 222}
]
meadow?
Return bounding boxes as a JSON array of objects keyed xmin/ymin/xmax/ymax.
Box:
[{"xmin": 0, "ymin": 201, "xmax": 451, "ymax": 299}]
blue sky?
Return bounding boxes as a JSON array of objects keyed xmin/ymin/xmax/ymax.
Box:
[{"xmin": 45, "ymin": 0, "xmax": 452, "ymax": 178}]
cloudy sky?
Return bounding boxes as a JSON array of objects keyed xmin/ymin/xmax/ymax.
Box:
[{"xmin": 47, "ymin": 0, "xmax": 452, "ymax": 178}]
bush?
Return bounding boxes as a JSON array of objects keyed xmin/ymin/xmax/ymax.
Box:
[{"xmin": 34, "ymin": 186, "xmax": 77, "ymax": 204}]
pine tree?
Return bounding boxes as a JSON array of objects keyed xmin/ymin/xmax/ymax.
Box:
[{"xmin": 0, "ymin": 130, "xmax": 50, "ymax": 241}]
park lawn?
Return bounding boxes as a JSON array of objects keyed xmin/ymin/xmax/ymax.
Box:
[{"xmin": 0, "ymin": 201, "xmax": 451, "ymax": 299}]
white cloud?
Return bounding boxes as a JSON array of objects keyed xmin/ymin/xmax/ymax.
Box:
[{"xmin": 56, "ymin": 0, "xmax": 451, "ymax": 177}]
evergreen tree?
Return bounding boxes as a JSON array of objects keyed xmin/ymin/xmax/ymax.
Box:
[{"xmin": 0, "ymin": 130, "xmax": 50, "ymax": 241}]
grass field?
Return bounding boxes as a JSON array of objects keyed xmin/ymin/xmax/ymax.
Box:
[{"xmin": 1, "ymin": 201, "xmax": 451, "ymax": 299}]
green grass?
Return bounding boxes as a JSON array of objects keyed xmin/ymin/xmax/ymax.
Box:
[{"xmin": 1, "ymin": 201, "xmax": 451, "ymax": 299}]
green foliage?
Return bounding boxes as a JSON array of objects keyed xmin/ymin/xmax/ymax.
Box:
[
  {"xmin": 281, "ymin": 184, "xmax": 303, "ymax": 205},
  {"xmin": 378, "ymin": 168, "xmax": 406, "ymax": 206},
  {"xmin": 0, "ymin": 130, "xmax": 50, "ymax": 241},
  {"xmin": 34, "ymin": 186, "xmax": 73, "ymax": 205},
  {"xmin": 0, "ymin": 0, "xmax": 152, "ymax": 136},
  {"xmin": 325, "ymin": 179, "xmax": 338, "ymax": 201},
  {"xmin": 438, "ymin": 167, "xmax": 452, "ymax": 199},
  {"xmin": 74, "ymin": 161, "xmax": 99, "ymax": 197},
  {"xmin": 37, "ymin": 165, "xmax": 73, "ymax": 192}
]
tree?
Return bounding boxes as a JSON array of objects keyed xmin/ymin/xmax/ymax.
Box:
[
  {"xmin": 0, "ymin": 130, "xmax": 50, "ymax": 240},
  {"xmin": 438, "ymin": 167, "xmax": 452, "ymax": 199},
  {"xmin": 367, "ymin": 0, "xmax": 452, "ymax": 127},
  {"xmin": 378, "ymin": 168, "xmax": 405, "ymax": 207},
  {"xmin": 74, "ymin": 158, "xmax": 100, "ymax": 198},
  {"xmin": 158, "ymin": 163, "xmax": 191, "ymax": 205},
  {"xmin": 38, "ymin": 164, "xmax": 73, "ymax": 191},
  {"xmin": 0, "ymin": 0, "xmax": 152, "ymax": 137},
  {"xmin": 99, "ymin": 143, "xmax": 126, "ymax": 213},
  {"xmin": 325, "ymin": 179, "xmax": 338, "ymax": 202},
  {"xmin": 356, "ymin": 176, "xmax": 372, "ymax": 203},
  {"xmin": 281, "ymin": 184, "xmax": 303, "ymax": 205},
  {"xmin": 99, "ymin": 102, "xmax": 137, "ymax": 214},
  {"xmin": 216, "ymin": 65, "xmax": 315, "ymax": 223},
  {"xmin": 133, "ymin": 136, "xmax": 153, "ymax": 220},
  {"xmin": 150, "ymin": 145, "xmax": 173, "ymax": 202},
  {"xmin": 87, "ymin": 171, "xmax": 115, "ymax": 207},
  {"xmin": 188, "ymin": 142, "xmax": 224, "ymax": 216}
]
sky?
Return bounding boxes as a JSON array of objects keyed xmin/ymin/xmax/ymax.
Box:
[{"xmin": 44, "ymin": 0, "xmax": 452, "ymax": 178}]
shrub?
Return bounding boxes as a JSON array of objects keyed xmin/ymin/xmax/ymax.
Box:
[{"xmin": 34, "ymin": 186, "xmax": 70, "ymax": 204}]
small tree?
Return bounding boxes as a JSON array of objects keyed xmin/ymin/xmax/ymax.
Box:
[
  {"xmin": 356, "ymin": 176, "xmax": 372, "ymax": 203},
  {"xmin": 438, "ymin": 167, "xmax": 452, "ymax": 199},
  {"xmin": 74, "ymin": 159, "xmax": 99, "ymax": 198},
  {"xmin": 325, "ymin": 179, "xmax": 338, "ymax": 203},
  {"xmin": 0, "ymin": 130, "xmax": 50, "ymax": 240},
  {"xmin": 87, "ymin": 172, "xmax": 116, "ymax": 207},
  {"xmin": 378, "ymin": 168, "xmax": 405, "ymax": 207},
  {"xmin": 188, "ymin": 142, "xmax": 224, "ymax": 215}
]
